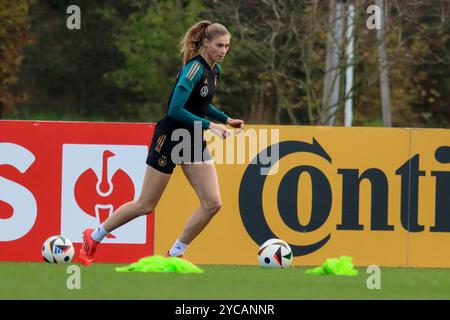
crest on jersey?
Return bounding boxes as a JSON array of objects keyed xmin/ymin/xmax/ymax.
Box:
[{"xmin": 158, "ymin": 156, "xmax": 167, "ymax": 167}]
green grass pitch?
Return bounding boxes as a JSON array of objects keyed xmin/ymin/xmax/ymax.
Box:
[{"xmin": 1, "ymin": 262, "xmax": 449, "ymax": 299}]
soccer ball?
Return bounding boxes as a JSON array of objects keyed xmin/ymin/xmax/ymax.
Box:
[
  {"xmin": 257, "ymin": 238, "xmax": 293, "ymax": 268},
  {"xmin": 42, "ymin": 235, "xmax": 75, "ymax": 263}
]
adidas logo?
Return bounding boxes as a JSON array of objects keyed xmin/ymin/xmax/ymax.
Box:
[
  {"xmin": 54, "ymin": 245, "xmax": 71, "ymax": 254},
  {"xmin": 54, "ymin": 246, "xmax": 63, "ymax": 254}
]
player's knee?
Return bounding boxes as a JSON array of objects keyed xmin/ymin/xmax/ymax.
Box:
[
  {"xmin": 135, "ymin": 199, "xmax": 156, "ymax": 216},
  {"xmin": 202, "ymin": 199, "xmax": 222, "ymax": 215}
]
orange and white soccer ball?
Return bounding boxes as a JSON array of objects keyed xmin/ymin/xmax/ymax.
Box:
[
  {"xmin": 42, "ymin": 235, "xmax": 75, "ymax": 263},
  {"xmin": 257, "ymin": 238, "xmax": 293, "ymax": 268}
]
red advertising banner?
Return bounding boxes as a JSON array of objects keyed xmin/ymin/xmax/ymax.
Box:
[{"xmin": 0, "ymin": 120, "xmax": 155, "ymax": 263}]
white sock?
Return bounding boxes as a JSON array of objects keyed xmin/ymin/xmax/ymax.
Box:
[
  {"xmin": 169, "ymin": 239, "xmax": 188, "ymax": 257},
  {"xmin": 91, "ymin": 224, "xmax": 108, "ymax": 242}
]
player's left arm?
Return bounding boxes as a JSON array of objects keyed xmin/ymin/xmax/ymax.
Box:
[
  {"xmin": 207, "ymin": 104, "xmax": 244, "ymax": 129},
  {"xmin": 206, "ymin": 103, "xmax": 229, "ymax": 124}
]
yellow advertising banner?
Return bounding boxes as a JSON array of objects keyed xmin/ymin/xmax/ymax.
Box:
[{"xmin": 155, "ymin": 125, "xmax": 450, "ymax": 267}]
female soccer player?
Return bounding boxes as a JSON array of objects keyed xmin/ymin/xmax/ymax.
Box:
[{"xmin": 79, "ymin": 20, "xmax": 244, "ymax": 266}]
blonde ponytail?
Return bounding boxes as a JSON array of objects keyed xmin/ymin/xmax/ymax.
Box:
[{"xmin": 179, "ymin": 20, "xmax": 230, "ymax": 66}]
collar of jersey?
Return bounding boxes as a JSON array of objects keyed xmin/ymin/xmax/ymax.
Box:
[{"xmin": 191, "ymin": 54, "xmax": 215, "ymax": 72}]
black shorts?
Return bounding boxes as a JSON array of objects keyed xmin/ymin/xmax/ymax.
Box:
[{"xmin": 146, "ymin": 120, "xmax": 212, "ymax": 174}]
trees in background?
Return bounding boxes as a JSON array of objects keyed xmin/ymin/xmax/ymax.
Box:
[
  {"xmin": 209, "ymin": 0, "xmax": 449, "ymax": 127},
  {"xmin": 2, "ymin": 0, "xmax": 448, "ymax": 128},
  {"xmin": 11, "ymin": 0, "xmax": 204, "ymax": 122},
  {"xmin": 0, "ymin": 0, "xmax": 32, "ymax": 118},
  {"xmin": 14, "ymin": 0, "xmax": 141, "ymax": 121},
  {"xmin": 107, "ymin": 0, "xmax": 204, "ymax": 121}
]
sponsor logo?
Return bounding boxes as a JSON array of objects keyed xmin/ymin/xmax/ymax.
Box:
[
  {"xmin": 200, "ymin": 86, "xmax": 208, "ymax": 97},
  {"xmin": 239, "ymin": 140, "xmax": 450, "ymax": 256},
  {"xmin": 61, "ymin": 144, "xmax": 148, "ymax": 244},
  {"xmin": 0, "ymin": 143, "xmax": 38, "ymax": 241}
]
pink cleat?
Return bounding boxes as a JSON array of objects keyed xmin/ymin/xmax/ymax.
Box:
[{"xmin": 79, "ymin": 228, "xmax": 100, "ymax": 266}]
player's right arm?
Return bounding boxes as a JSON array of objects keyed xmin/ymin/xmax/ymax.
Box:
[{"xmin": 167, "ymin": 61, "xmax": 211, "ymax": 129}]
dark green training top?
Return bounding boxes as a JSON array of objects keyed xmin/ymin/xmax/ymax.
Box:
[{"xmin": 161, "ymin": 55, "xmax": 229, "ymax": 131}]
